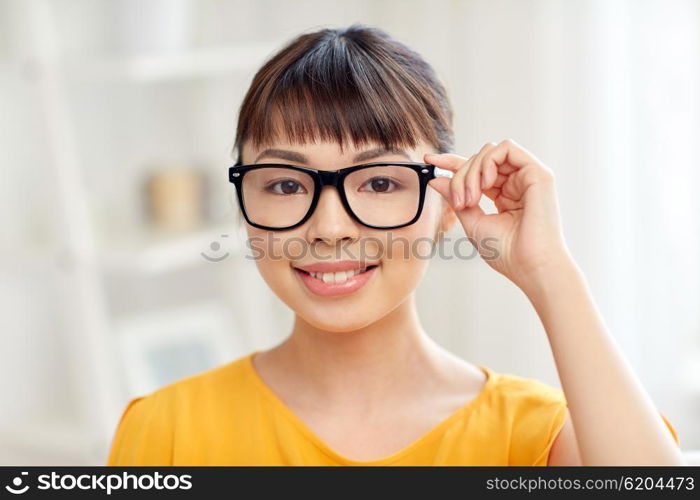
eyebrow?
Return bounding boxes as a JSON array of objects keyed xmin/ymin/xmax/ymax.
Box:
[{"xmin": 253, "ymin": 146, "xmax": 412, "ymax": 164}]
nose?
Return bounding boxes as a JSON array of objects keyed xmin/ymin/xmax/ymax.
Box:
[{"xmin": 305, "ymin": 186, "xmax": 360, "ymax": 246}]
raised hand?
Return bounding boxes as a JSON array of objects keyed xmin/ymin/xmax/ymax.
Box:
[{"xmin": 426, "ymin": 138, "xmax": 572, "ymax": 289}]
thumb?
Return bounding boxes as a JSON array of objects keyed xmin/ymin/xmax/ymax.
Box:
[
  {"xmin": 426, "ymin": 176, "xmax": 453, "ymax": 204},
  {"xmin": 428, "ymin": 177, "xmax": 486, "ymax": 238}
]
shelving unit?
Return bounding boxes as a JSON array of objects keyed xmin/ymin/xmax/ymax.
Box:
[
  {"xmin": 101, "ymin": 222, "xmax": 248, "ymax": 275},
  {"xmin": 15, "ymin": 0, "xmax": 276, "ymax": 464}
]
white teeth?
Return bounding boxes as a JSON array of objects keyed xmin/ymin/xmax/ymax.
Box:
[{"xmin": 308, "ymin": 267, "xmax": 371, "ymax": 283}]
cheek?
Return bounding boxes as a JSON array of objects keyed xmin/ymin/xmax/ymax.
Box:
[
  {"xmin": 365, "ymin": 218, "xmax": 435, "ymax": 301},
  {"xmin": 387, "ymin": 198, "xmax": 440, "ymax": 259},
  {"xmin": 384, "ymin": 201, "xmax": 441, "ymax": 282},
  {"xmin": 382, "ymin": 225, "xmax": 434, "ymax": 283},
  {"xmin": 244, "ymin": 222, "xmax": 435, "ymax": 331},
  {"xmin": 246, "ymin": 228, "xmax": 301, "ymax": 296}
]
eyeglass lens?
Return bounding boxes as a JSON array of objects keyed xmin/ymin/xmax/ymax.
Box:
[{"xmin": 240, "ymin": 165, "xmax": 422, "ymax": 228}]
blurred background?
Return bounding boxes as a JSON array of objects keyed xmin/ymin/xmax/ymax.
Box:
[{"xmin": 1, "ymin": 0, "xmax": 699, "ymax": 465}]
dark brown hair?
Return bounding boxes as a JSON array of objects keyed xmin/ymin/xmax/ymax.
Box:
[{"xmin": 232, "ymin": 24, "xmax": 454, "ymax": 163}]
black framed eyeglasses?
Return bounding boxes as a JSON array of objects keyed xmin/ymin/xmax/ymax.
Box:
[{"xmin": 228, "ymin": 161, "xmax": 440, "ymax": 231}]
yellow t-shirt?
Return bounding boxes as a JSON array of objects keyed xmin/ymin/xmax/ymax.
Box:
[{"xmin": 106, "ymin": 351, "xmax": 680, "ymax": 466}]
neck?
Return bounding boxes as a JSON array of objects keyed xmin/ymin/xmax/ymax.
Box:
[{"xmin": 266, "ymin": 294, "xmax": 449, "ymax": 409}]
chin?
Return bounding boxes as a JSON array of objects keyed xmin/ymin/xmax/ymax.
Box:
[
  {"xmin": 303, "ymin": 317, "xmax": 379, "ymax": 334},
  {"xmin": 297, "ymin": 303, "xmax": 386, "ymax": 333}
]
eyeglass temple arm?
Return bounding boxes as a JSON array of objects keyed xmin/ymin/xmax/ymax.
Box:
[{"xmin": 432, "ymin": 165, "xmax": 454, "ymax": 179}]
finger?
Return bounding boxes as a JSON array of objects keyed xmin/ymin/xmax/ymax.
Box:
[
  {"xmin": 457, "ymin": 199, "xmax": 487, "ymax": 239},
  {"xmin": 482, "ymin": 156, "xmax": 510, "ymax": 190},
  {"xmin": 429, "ymin": 175, "xmax": 487, "ymax": 237},
  {"xmin": 423, "ymin": 152, "xmax": 472, "ymax": 208},
  {"xmin": 483, "ymin": 188, "xmax": 522, "ymax": 208},
  {"xmin": 494, "ymin": 173, "xmax": 508, "ymax": 188},
  {"xmin": 480, "ymin": 139, "xmax": 546, "ymax": 211},
  {"xmin": 481, "ymin": 186, "xmax": 501, "ymax": 205},
  {"xmin": 450, "ymin": 154, "xmax": 476, "ymax": 208},
  {"xmin": 466, "ymin": 142, "xmax": 497, "ymax": 207},
  {"xmin": 481, "ymin": 169, "xmax": 517, "ymax": 205},
  {"xmin": 482, "ymin": 185, "xmax": 522, "ymax": 212},
  {"xmin": 482, "ymin": 186, "xmax": 503, "ymax": 210},
  {"xmin": 500, "ymin": 163, "xmax": 554, "ymax": 203},
  {"xmin": 483, "ymin": 177, "xmax": 531, "ymax": 213},
  {"xmin": 427, "ymin": 177, "xmax": 454, "ymax": 207},
  {"xmin": 493, "ymin": 191, "xmax": 523, "ymax": 211},
  {"xmin": 498, "ymin": 164, "xmax": 517, "ymax": 175},
  {"xmin": 423, "ymin": 152, "xmax": 470, "ymax": 172},
  {"xmin": 428, "ymin": 176, "xmax": 476, "ymax": 212},
  {"xmin": 483, "ymin": 138, "xmax": 541, "ymax": 177},
  {"xmin": 481, "ymin": 160, "xmax": 498, "ymax": 191}
]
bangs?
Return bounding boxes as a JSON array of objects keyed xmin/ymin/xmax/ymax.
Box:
[{"xmin": 233, "ymin": 24, "xmax": 453, "ymax": 162}]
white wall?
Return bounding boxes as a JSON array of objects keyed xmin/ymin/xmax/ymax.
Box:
[{"xmin": 0, "ymin": 0, "xmax": 698, "ymax": 464}]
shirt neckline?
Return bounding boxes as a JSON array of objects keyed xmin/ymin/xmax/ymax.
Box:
[{"xmin": 244, "ymin": 350, "xmax": 496, "ymax": 465}]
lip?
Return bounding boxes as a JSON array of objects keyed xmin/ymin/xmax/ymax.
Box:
[
  {"xmin": 293, "ymin": 260, "xmax": 380, "ymax": 273},
  {"xmin": 293, "ymin": 264, "xmax": 379, "ymax": 297}
]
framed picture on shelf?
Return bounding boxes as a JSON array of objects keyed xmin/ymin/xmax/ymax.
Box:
[{"xmin": 115, "ymin": 301, "xmax": 243, "ymax": 397}]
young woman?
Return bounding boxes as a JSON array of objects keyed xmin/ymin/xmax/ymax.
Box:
[{"xmin": 106, "ymin": 24, "xmax": 683, "ymax": 466}]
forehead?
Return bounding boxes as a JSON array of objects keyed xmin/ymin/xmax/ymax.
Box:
[{"xmin": 241, "ymin": 137, "xmax": 431, "ymax": 166}]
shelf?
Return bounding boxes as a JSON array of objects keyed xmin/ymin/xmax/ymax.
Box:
[
  {"xmin": 62, "ymin": 43, "xmax": 277, "ymax": 83},
  {"xmin": 101, "ymin": 223, "xmax": 248, "ymax": 274}
]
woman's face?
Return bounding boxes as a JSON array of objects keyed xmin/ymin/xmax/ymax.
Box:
[{"xmin": 240, "ymin": 138, "xmax": 456, "ymax": 333}]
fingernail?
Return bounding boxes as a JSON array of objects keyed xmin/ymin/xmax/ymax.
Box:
[
  {"xmin": 452, "ymin": 191, "xmax": 462, "ymax": 207},
  {"xmin": 465, "ymin": 189, "xmax": 472, "ymax": 206}
]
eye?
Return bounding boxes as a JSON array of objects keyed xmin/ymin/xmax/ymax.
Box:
[
  {"xmin": 360, "ymin": 177, "xmax": 401, "ymax": 193},
  {"xmin": 266, "ymin": 179, "xmax": 308, "ymax": 195}
]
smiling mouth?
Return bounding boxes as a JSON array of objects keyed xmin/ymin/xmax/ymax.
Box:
[{"xmin": 294, "ymin": 265, "xmax": 379, "ymax": 284}]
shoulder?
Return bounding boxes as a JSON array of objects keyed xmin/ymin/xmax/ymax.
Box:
[
  {"xmin": 106, "ymin": 352, "xmax": 254, "ymax": 466},
  {"xmin": 152, "ymin": 350, "xmax": 253, "ymax": 404},
  {"xmin": 105, "ymin": 387, "xmax": 172, "ymax": 465},
  {"xmin": 486, "ymin": 367, "xmax": 567, "ymax": 409},
  {"xmin": 483, "ymin": 367, "xmax": 568, "ymax": 465}
]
